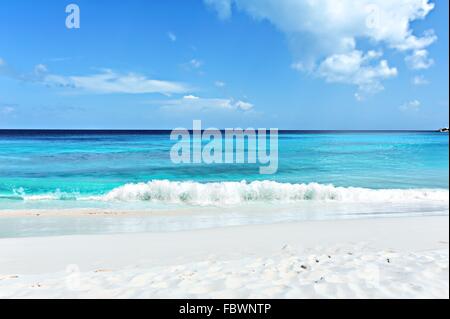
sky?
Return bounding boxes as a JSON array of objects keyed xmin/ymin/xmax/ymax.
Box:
[{"xmin": 0, "ymin": 0, "xmax": 448, "ymax": 130}]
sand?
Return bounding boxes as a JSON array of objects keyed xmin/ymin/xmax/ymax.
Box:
[{"xmin": 0, "ymin": 216, "xmax": 448, "ymax": 299}]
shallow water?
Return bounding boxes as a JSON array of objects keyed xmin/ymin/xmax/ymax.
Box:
[{"xmin": 1, "ymin": 200, "xmax": 448, "ymax": 238}]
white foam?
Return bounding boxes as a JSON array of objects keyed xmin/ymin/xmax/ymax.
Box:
[
  {"xmin": 12, "ymin": 188, "xmax": 78, "ymax": 201},
  {"xmin": 88, "ymin": 180, "xmax": 449, "ymax": 206}
]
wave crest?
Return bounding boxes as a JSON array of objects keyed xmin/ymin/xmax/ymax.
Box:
[{"xmin": 91, "ymin": 180, "xmax": 449, "ymax": 206}]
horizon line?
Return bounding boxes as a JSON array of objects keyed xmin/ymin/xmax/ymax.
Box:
[{"xmin": 0, "ymin": 129, "xmax": 445, "ymax": 133}]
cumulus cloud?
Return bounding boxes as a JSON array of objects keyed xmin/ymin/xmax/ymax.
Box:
[
  {"xmin": 318, "ymin": 50, "xmax": 397, "ymax": 97},
  {"xmin": 405, "ymin": 49, "xmax": 435, "ymax": 70},
  {"xmin": 157, "ymin": 95, "xmax": 254, "ymax": 112},
  {"xmin": 205, "ymin": 0, "xmax": 437, "ymax": 98},
  {"xmin": 400, "ymin": 99, "xmax": 421, "ymax": 112}
]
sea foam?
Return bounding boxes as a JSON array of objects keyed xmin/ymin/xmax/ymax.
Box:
[{"xmin": 86, "ymin": 180, "xmax": 449, "ymax": 206}]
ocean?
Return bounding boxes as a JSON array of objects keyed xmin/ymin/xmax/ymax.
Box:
[{"xmin": 0, "ymin": 130, "xmax": 448, "ymax": 237}]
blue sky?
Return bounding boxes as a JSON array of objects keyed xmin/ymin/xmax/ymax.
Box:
[{"xmin": 0, "ymin": 0, "xmax": 448, "ymax": 129}]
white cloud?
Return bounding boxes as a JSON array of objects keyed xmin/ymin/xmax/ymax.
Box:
[
  {"xmin": 34, "ymin": 64, "xmax": 48, "ymax": 75},
  {"xmin": 1, "ymin": 60, "xmax": 191, "ymax": 95},
  {"xmin": 0, "ymin": 106, "xmax": 15, "ymax": 116},
  {"xmin": 234, "ymin": 100, "xmax": 254, "ymax": 111},
  {"xmin": 181, "ymin": 59, "xmax": 204, "ymax": 72},
  {"xmin": 205, "ymin": 0, "xmax": 437, "ymax": 98},
  {"xmin": 400, "ymin": 99, "xmax": 421, "ymax": 112},
  {"xmin": 168, "ymin": 32, "xmax": 177, "ymax": 42},
  {"xmin": 215, "ymin": 81, "xmax": 226, "ymax": 87},
  {"xmin": 318, "ymin": 50, "xmax": 397, "ymax": 97},
  {"xmin": 405, "ymin": 49, "xmax": 435, "ymax": 70},
  {"xmin": 412, "ymin": 75, "xmax": 429, "ymax": 86},
  {"xmin": 206, "ymin": 0, "xmax": 436, "ymax": 56},
  {"xmin": 183, "ymin": 94, "xmax": 200, "ymax": 100},
  {"xmin": 189, "ymin": 59, "xmax": 203, "ymax": 69},
  {"xmin": 204, "ymin": 0, "xmax": 232, "ymax": 19},
  {"xmin": 0, "ymin": 58, "xmax": 4, "ymax": 66},
  {"xmin": 157, "ymin": 95, "xmax": 254, "ymax": 112},
  {"xmin": 41, "ymin": 68, "xmax": 190, "ymax": 95}
]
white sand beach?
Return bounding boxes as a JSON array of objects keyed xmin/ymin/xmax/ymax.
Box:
[{"xmin": 0, "ymin": 215, "xmax": 448, "ymax": 299}]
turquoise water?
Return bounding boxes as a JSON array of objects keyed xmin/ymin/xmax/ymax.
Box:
[
  {"xmin": 0, "ymin": 130, "xmax": 448, "ymax": 237},
  {"xmin": 0, "ymin": 130, "xmax": 448, "ymax": 210}
]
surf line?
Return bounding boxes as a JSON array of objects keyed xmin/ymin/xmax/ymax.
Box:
[{"xmin": 170, "ymin": 120, "xmax": 279, "ymax": 175}]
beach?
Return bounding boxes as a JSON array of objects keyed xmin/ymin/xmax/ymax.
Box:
[
  {"xmin": 0, "ymin": 215, "xmax": 448, "ymax": 299},
  {"xmin": 0, "ymin": 131, "xmax": 448, "ymax": 299}
]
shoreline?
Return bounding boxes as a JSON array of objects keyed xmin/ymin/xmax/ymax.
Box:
[
  {"xmin": 0, "ymin": 215, "xmax": 448, "ymax": 298},
  {"xmin": 0, "ymin": 205, "xmax": 448, "ymax": 239},
  {"xmin": 0, "ymin": 205, "xmax": 449, "ymax": 218}
]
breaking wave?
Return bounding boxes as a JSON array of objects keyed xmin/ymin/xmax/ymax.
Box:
[
  {"xmin": 6, "ymin": 181, "xmax": 448, "ymax": 206},
  {"xmin": 87, "ymin": 180, "xmax": 449, "ymax": 206}
]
